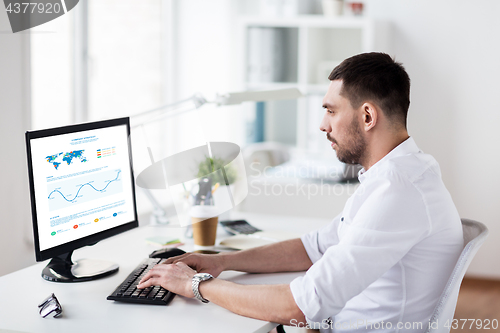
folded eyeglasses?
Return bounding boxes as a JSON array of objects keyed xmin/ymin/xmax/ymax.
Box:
[{"xmin": 38, "ymin": 293, "xmax": 63, "ymax": 318}]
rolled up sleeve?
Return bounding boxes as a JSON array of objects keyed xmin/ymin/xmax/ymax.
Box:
[{"xmin": 300, "ymin": 213, "xmax": 342, "ymax": 264}]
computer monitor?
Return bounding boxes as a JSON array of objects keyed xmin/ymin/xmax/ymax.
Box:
[{"xmin": 25, "ymin": 117, "xmax": 138, "ymax": 282}]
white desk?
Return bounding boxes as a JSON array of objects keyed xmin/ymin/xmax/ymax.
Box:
[{"xmin": 0, "ymin": 212, "xmax": 330, "ymax": 333}]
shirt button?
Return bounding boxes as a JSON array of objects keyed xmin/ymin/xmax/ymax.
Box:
[{"xmin": 341, "ymin": 217, "xmax": 344, "ymax": 222}]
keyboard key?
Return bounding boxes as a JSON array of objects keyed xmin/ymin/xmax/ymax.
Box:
[
  {"xmin": 107, "ymin": 258, "xmax": 176, "ymax": 305},
  {"xmin": 146, "ymin": 292, "xmax": 157, "ymax": 299}
]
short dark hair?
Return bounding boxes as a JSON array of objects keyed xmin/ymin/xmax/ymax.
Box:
[{"xmin": 328, "ymin": 52, "xmax": 410, "ymax": 127}]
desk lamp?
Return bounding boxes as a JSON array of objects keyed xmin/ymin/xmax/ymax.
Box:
[
  {"xmin": 130, "ymin": 88, "xmax": 302, "ymax": 225},
  {"xmin": 131, "ymin": 88, "xmax": 302, "ymax": 129}
]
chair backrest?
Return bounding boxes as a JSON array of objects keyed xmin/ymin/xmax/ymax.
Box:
[{"xmin": 425, "ymin": 218, "xmax": 489, "ymax": 333}]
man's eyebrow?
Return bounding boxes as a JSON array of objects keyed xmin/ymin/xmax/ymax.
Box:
[{"xmin": 322, "ymin": 103, "xmax": 336, "ymax": 109}]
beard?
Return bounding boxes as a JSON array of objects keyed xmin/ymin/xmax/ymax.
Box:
[{"xmin": 327, "ymin": 117, "xmax": 366, "ymax": 165}]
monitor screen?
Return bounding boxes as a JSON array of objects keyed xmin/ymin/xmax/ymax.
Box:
[{"xmin": 26, "ymin": 117, "xmax": 138, "ymax": 263}]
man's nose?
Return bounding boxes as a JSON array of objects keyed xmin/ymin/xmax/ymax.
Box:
[{"xmin": 319, "ymin": 114, "xmax": 330, "ymax": 132}]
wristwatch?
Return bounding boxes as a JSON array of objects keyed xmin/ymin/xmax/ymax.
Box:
[{"xmin": 192, "ymin": 273, "xmax": 213, "ymax": 303}]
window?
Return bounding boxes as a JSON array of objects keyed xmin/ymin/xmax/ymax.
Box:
[
  {"xmin": 31, "ymin": 8, "xmax": 74, "ymax": 130},
  {"xmin": 31, "ymin": 0, "xmax": 163, "ymax": 128},
  {"xmin": 87, "ymin": 0, "xmax": 162, "ymax": 121}
]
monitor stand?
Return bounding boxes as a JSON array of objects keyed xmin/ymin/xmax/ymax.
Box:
[{"xmin": 42, "ymin": 251, "xmax": 119, "ymax": 282}]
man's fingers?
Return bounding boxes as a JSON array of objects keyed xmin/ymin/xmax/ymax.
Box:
[
  {"xmin": 163, "ymin": 253, "xmax": 189, "ymax": 264},
  {"xmin": 139, "ymin": 264, "xmax": 167, "ymax": 284},
  {"xmin": 139, "ymin": 271, "xmax": 153, "ymax": 285},
  {"xmin": 138, "ymin": 265, "xmax": 171, "ymax": 288},
  {"xmin": 165, "ymin": 253, "xmax": 201, "ymax": 265},
  {"xmin": 175, "ymin": 261, "xmax": 197, "ymax": 274},
  {"xmin": 137, "ymin": 277, "xmax": 159, "ymax": 289}
]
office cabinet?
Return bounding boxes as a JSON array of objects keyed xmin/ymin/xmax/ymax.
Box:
[{"xmin": 240, "ymin": 16, "xmax": 391, "ymax": 151}]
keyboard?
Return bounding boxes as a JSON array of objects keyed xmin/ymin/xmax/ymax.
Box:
[{"xmin": 107, "ymin": 258, "xmax": 175, "ymax": 305}]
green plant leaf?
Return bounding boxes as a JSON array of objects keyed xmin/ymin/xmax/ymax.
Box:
[{"xmin": 196, "ymin": 156, "xmax": 237, "ymax": 185}]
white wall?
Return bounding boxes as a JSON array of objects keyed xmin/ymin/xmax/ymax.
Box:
[
  {"xmin": 172, "ymin": 0, "xmax": 246, "ymax": 148},
  {"xmin": 0, "ymin": 10, "xmax": 35, "ymax": 276},
  {"xmin": 365, "ymin": 0, "xmax": 500, "ymax": 278}
]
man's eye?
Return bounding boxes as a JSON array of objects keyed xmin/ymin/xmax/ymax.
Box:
[{"xmin": 323, "ymin": 107, "xmax": 334, "ymax": 114}]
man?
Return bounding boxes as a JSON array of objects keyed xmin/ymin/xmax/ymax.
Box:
[{"xmin": 138, "ymin": 53, "xmax": 463, "ymax": 332}]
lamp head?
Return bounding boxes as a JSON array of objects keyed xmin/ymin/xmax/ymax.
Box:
[{"xmin": 215, "ymin": 88, "xmax": 302, "ymax": 106}]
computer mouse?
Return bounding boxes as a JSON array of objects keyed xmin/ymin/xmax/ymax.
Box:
[{"xmin": 149, "ymin": 247, "xmax": 186, "ymax": 259}]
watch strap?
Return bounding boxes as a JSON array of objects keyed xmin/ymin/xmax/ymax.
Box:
[{"xmin": 192, "ymin": 273, "xmax": 213, "ymax": 303}]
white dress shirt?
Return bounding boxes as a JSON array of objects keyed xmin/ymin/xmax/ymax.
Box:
[{"xmin": 290, "ymin": 137, "xmax": 463, "ymax": 332}]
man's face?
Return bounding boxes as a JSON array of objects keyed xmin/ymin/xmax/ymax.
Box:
[{"xmin": 320, "ymin": 80, "xmax": 367, "ymax": 165}]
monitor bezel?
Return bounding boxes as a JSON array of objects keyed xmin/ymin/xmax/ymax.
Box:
[{"xmin": 25, "ymin": 117, "xmax": 139, "ymax": 262}]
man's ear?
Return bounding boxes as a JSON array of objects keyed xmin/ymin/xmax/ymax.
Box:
[{"xmin": 362, "ymin": 102, "xmax": 377, "ymax": 132}]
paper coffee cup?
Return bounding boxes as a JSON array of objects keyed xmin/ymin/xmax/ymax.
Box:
[{"xmin": 190, "ymin": 205, "xmax": 219, "ymax": 246}]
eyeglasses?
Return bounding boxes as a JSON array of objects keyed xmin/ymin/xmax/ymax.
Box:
[{"xmin": 38, "ymin": 293, "xmax": 63, "ymax": 318}]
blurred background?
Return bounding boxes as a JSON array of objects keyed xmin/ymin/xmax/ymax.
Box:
[{"xmin": 1, "ymin": 0, "xmax": 499, "ymax": 329}]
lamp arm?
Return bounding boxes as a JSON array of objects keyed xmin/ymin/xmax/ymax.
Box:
[
  {"xmin": 131, "ymin": 88, "xmax": 302, "ymax": 128},
  {"xmin": 130, "ymin": 93, "xmax": 209, "ymax": 129}
]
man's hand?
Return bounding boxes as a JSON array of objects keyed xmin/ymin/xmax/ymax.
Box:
[
  {"xmin": 163, "ymin": 252, "xmax": 226, "ymax": 278},
  {"xmin": 136, "ymin": 247, "xmax": 309, "ymax": 325},
  {"xmin": 137, "ymin": 262, "xmax": 196, "ymax": 298},
  {"xmin": 163, "ymin": 238, "xmax": 312, "ymax": 277},
  {"xmin": 137, "ymin": 262, "xmax": 307, "ymax": 325}
]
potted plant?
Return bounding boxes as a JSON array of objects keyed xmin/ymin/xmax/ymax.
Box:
[{"xmin": 196, "ymin": 156, "xmax": 237, "ymax": 186}]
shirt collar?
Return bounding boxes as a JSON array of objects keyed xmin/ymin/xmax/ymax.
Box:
[{"xmin": 358, "ymin": 137, "xmax": 421, "ymax": 182}]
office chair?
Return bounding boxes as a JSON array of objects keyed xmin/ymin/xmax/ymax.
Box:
[{"xmin": 425, "ymin": 218, "xmax": 489, "ymax": 333}]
